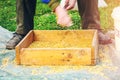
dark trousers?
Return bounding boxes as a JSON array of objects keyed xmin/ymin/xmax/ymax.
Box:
[
  {"xmin": 77, "ymin": 0, "xmax": 100, "ymax": 30},
  {"xmin": 16, "ymin": 0, "xmax": 100, "ymax": 35},
  {"xmin": 16, "ymin": 0, "xmax": 36, "ymax": 35}
]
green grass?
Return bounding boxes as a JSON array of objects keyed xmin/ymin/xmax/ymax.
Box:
[
  {"xmin": 0, "ymin": 0, "xmax": 119, "ymax": 31},
  {"xmin": 99, "ymin": 0, "xmax": 120, "ymax": 31},
  {"xmin": 0, "ymin": 0, "xmax": 16, "ymax": 31},
  {"xmin": 34, "ymin": 1, "xmax": 81, "ymax": 30},
  {"xmin": 0, "ymin": 0, "xmax": 80, "ymax": 31}
]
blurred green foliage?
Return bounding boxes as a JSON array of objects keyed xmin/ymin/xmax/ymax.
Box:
[{"xmin": 1, "ymin": 0, "xmax": 117, "ymax": 32}]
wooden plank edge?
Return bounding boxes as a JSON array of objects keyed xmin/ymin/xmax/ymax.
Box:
[
  {"xmin": 20, "ymin": 48, "xmax": 93, "ymax": 66},
  {"xmin": 15, "ymin": 30, "xmax": 34, "ymax": 64}
]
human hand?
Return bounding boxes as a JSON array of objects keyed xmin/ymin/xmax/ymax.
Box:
[
  {"xmin": 55, "ymin": 5, "xmax": 73, "ymax": 27},
  {"xmin": 64, "ymin": 0, "xmax": 77, "ymax": 10}
]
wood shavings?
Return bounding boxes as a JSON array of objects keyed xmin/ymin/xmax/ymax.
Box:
[
  {"xmin": 28, "ymin": 41, "xmax": 91, "ymax": 48},
  {"xmin": 1, "ymin": 57, "xmax": 9, "ymax": 67},
  {"xmin": 28, "ymin": 31, "xmax": 93, "ymax": 48},
  {"xmin": 0, "ymin": 49, "xmax": 6, "ymax": 54},
  {"xmin": 31, "ymin": 69, "xmax": 38, "ymax": 75}
]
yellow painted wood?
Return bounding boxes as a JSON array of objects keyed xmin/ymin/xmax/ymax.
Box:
[
  {"xmin": 20, "ymin": 48, "xmax": 94, "ymax": 65},
  {"xmin": 15, "ymin": 30, "xmax": 34, "ymax": 64},
  {"xmin": 15, "ymin": 30, "xmax": 98, "ymax": 65},
  {"xmin": 33, "ymin": 30, "xmax": 94, "ymax": 43}
]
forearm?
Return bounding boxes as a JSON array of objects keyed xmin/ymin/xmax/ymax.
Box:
[
  {"xmin": 42, "ymin": 0, "xmax": 73, "ymax": 27},
  {"xmin": 42, "ymin": 0, "xmax": 60, "ymax": 11},
  {"xmin": 48, "ymin": 0, "xmax": 60, "ymax": 11}
]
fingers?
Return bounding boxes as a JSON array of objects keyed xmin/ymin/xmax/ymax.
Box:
[
  {"xmin": 64, "ymin": 0, "xmax": 70, "ymax": 8},
  {"xmin": 65, "ymin": 0, "xmax": 69, "ymax": 4},
  {"xmin": 64, "ymin": 0, "xmax": 77, "ymax": 10},
  {"xmin": 55, "ymin": 5, "xmax": 73, "ymax": 27},
  {"xmin": 57, "ymin": 15, "xmax": 73, "ymax": 27},
  {"xmin": 56, "ymin": 10, "xmax": 73, "ymax": 27},
  {"xmin": 65, "ymin": 4, "xmax": 75, "ymax": 10}
]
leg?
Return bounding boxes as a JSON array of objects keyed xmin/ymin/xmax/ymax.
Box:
[
  {"xmin": 6, "ymin": 0, "xmax": 36, "ymax": 49},
  {"xmin": 16, "ymin": 0, "xmax": 36, "ymax": 35},
  {"xmin": 77, "ymin": 0, "xmax": 100, "ymax": 29},
  {"xmin": 77, "ymin": 0, "xmax": 112, "ymax": 44}
]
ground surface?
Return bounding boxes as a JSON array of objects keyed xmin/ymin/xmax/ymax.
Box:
[
  {"xmin": 0, "ymin": 26, "xmax": 120, "ymax": 80},
  {"xmin": 0, "ymin": 0, "xmax": 120, "ymax": 79}
]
